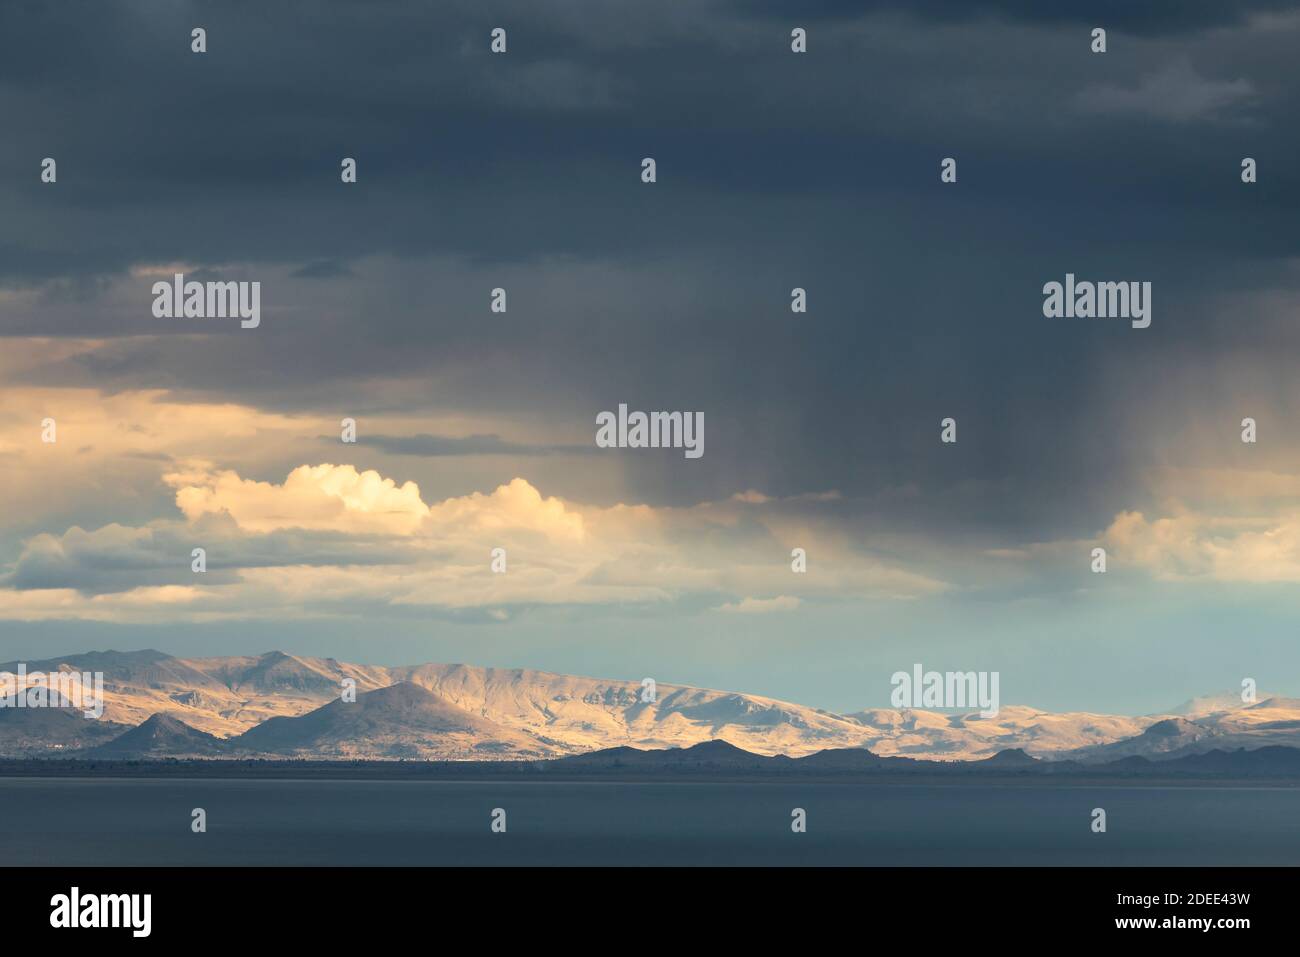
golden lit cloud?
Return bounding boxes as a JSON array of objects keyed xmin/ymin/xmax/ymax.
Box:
[
  {"xmin": 0, "ymin": 462, "xmax": 946, "ymax": 622},
  {"xmin": 169, "ymin": 463, "xmax": 431, "ymax": 535},
  {"xmin": 1104, "ymin": 507, "xmax": 1300, "ymax": 583}
]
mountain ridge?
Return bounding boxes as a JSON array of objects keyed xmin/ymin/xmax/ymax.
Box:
[{"xmin": 3, "ymin": 649, "xmax": 1297, "ymax": 763}]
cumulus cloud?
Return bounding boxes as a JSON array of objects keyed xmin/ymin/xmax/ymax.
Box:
[
  {"xmin": 1103, "ymin": 507, "xmax": 1300, "ymax": 583},
  {"xmin": 425, "ymin": 477, "xmax": 586, "ymax": 541},
  {"xmin": 0, "ymin": 461, "xmax": 946, "ymax": 622},
  {"xmin": 168, "ymin": 463, "xmax": 431, "ymax": 535}
]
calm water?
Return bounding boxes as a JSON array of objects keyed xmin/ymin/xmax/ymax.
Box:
[{"xmin": 2, "ymin": 778, "xmax": 1298, "ymax": 866}]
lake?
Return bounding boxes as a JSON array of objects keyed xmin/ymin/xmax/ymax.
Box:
[{"xmin": 3, "ymin": 777, "xmax": 1298, "ymax": 866}]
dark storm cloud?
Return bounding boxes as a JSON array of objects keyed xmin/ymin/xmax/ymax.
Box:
[
  {"xmin": 2, "ymin": 0, "xmax": 1298, "ymax": 542},
  {"xmin": 739, "ymin": 1, "xmax": 1298, "ymax": 36},
  {"xmin": 3, "ymin": 0, "xmax": 1297, "ymax": 284},
  {"xmin": 360, "ymin": 433, "xmax": 596, "ymax": 457}
]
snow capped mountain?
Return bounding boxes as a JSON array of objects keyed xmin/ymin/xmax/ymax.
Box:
[
  {"xmin": 233, "ymin": 682, "xmax": 551, "ymax": 759},
  {"xmin": 841, "ymin": 704, "xmax": 1157, "ymax": 758},
  {"xmin": 3, "ymin": 651, "xmax": 1298, "ymax": 762}
]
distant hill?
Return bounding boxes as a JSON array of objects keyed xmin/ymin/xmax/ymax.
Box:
[
  {"xmin": 5, "ymin": 733, "xmax": 1300, "ymax": 780},
  {"xmin": 91, "ymin": 713, "xmax": 225, "ymax": 758},
  {"xmin": 1170, "ymin": 690, "xmax": 1283, "ymax": 717},
  {"xmin": 979, "ymin": 747, "xmax": 1039, "ymax": 767},
  {"xmin": 552, "ymin": 740, "xmax": 1300, "ymax": 779},
  {"xmin": 1067, "ymin": 698, "xmax": 1300, "ymax": 763},
  {"xmin": 560, "ymin": 739, "xmax": 784, "ymax": 770},
  {"xmin": 1153, "ymin": 744, "xmax": 1300, "ymax": 775},
  {"xmin": 1065, "ymin": 716, "xmax": 1216, "ymax": 762}
]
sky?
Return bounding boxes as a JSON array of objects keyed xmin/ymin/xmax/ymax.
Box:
[{"xmin": 2, "ymin": 0, "xmax": 1299, "ymax": 715}]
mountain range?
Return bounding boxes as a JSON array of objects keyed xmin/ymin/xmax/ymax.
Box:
[{"xmin": 2, "ymin": 649, "xmax": 1298, "ymax": 763}]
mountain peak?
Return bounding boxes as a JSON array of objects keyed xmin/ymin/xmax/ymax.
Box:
[
  {"xmin": 1167, "ymin": 691, "xmax": 1276, "ymax": 717},
  {"xmin": 1249, "ymin": 696, "xmax": 1300, "ymax": 711},
  {"xmin": 1144, "ymin": 717, "xmax": 1201, "ymax": 737},
  {"xmin": 232, "ymin": 680, "xmax": 546, "ymax": 759},
  {"xmin": 680, "ymin": 739, "xmax": 750, "ymax": 757},
  {"xmin": 92, "ymin": 711, "xmax": 224, "ymax": 757},
  {"xmin": 982, "ymin": 748, "xmax": 1038, "ymax": 765}
]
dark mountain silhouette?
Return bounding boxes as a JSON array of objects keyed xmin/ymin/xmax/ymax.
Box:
[
  {"xmin": 91, "ymin": 713, "xmax": 225, "ymax": 757},
  {"xmin": 980, "ymin": 747, "xmax": 1038, "ymax": 766},
  {"xmin": 561, "ymin": 738, "xmax": 784, "ymax": 769},
  {"xmin": 1152, "ymin": 744, "xmax": 1300, "ymax": 775},
  {"xmin": 795, "ymin": 747, "xmax": 886, "ymax": 770},
  {"xmin": 553, "ymin": 739, "xmax": 1300, "ymax": 779}
]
